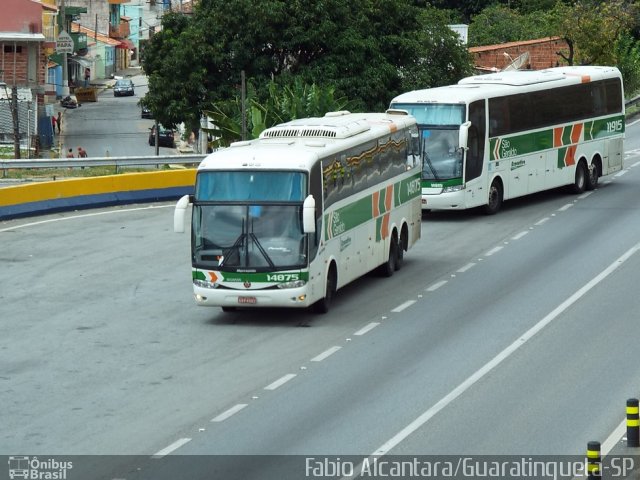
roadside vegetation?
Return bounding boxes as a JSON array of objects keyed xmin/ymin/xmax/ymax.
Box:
[{"xmin": 140, "ymin": 0, "xmax": 640, "ymax": 148}]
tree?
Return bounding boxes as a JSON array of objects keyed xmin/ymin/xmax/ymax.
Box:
[
  {"xmin": 468, "ymin": 4, "xmax": 556, "ymax": 47},
  {"xmin": 553, "ymin": 0, "xmax": 638, "ymax": 66},
  {"xmin": 142, "ymin": 0, "xmax": 474, "ymax": 131}
]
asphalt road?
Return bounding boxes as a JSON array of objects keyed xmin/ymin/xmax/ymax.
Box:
[
  {"xmin": 59, "ymin": 72, "xmax": 176, "ymax": 158},
  {"xmin": 2, "ymin": 121, "xmax": 640, "ymax": 479}
]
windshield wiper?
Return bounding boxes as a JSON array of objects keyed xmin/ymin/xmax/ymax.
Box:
[
  {"xmin": 249, "ymin": 218, "xmax": 275, "ymax": 269},
  {"xmin": 220, "ymin": 218, "xmax": 245, "ymax": 267},
  {"xmin": 423, "ymin": 151, "xmax": 440, "ymax": 181}
]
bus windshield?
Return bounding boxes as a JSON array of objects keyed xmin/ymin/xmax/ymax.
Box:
[
  {"xmin": 391, "ymin": 103, "xmax": 464, "ymax": 181},
  {"xmin": 196, "ymin": 171, "xmax": 306, "ymax": 202},
  {"xmin": 193, "ymin": 204, "xmax": 307, "ymax": 271}
]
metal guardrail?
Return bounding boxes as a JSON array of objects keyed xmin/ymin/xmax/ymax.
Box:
[{"xmin": 0, "ymin": 153, "xmax": 207, "ymax": 174}]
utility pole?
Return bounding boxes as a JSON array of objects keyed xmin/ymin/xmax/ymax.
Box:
[
  {"xmin": 1, "ymin": 82, "xmax": 21, "ymax": 159},
  {"xmin": 60, "ymin": 0, "xmax": 70, "ymax": 97},
  {"xmin": 11, "ymin": 86, "xmax": 20, "ymax": 159}
]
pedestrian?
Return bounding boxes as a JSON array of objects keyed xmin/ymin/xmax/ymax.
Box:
[
  {"xmin": 77, "ymin": 147, "xmax": 88, "ymax": 158},
  {"xmin": 56, "ymin": 112, "xmax": 62, "ymax": 134},
  {"xmin": 66, "ymin": 148, "xmax": 74, "ymax": 158},
  {"xmin": 84, "ymin": 67, "xmax": 90, "ymax": 87},
  {"xmin": 51, "ymin": 115, "xmax": 57, "ymax": 135}
]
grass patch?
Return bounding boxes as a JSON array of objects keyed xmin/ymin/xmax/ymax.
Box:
[{"xmin": 1, "ymin": 165, "xmax": 167, "ymax": 181}]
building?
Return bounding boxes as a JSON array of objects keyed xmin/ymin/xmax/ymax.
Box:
[
  {"xmin": 470, "ymin": 37, "xmax": 570, "ymax": 72},
  {"xmin": 0, "ymin": 0, "xmax": 49, "ymax": 156}
]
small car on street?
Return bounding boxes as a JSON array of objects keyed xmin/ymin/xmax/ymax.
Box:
[
  {"xmin": 114, "ymin": 78, "xmax": 134, "ymax": 97},
  {"xmin": 141, "ymin": 105, "xmax": 152, "ymax": 119},
  {"xmin": 149, "ymin": 124, "xmax": 175, "ymax": 148}
]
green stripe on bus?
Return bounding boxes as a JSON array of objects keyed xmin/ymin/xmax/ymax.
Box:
[
  {"xmin": 422, "ymin": 178, "xmax": 463, "ymax": 189},
  {"xmin": 489, "ymin": 115, "xmax": 624, "ymax": 161},
  {"xmin": 193, "ymin": 269, "xmax": 310, "ymax": 283},
  {"xmin": 323, "ymin": 172, "xmax": 420, "ymax": 241}
]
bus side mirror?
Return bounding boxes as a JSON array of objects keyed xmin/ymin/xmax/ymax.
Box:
[
  {"xmin": 302, "ymin": 195, "xmax": 316, "ymax": 233},
  {"xmin": 458, "ymin": 121, "xmax": 471, "ymax": 151},
  {"xmin": 174, "ymin": 194, "xmax": 192, "ymax": 233}
]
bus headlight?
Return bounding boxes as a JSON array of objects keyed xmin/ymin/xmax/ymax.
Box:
[
  {"xmin": 194, "ymin": 279, "xmax": 219, "ymax": 289},
  {"xmin": 442, "ymin": 184, "xmax": 464, "ymax": 193},
  {"xmin": 277, "ymin": 280, "xmax": 307, "ymax": 289}
]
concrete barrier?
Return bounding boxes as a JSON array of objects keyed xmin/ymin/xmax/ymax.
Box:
[{"xmin": 0, "ymin": 169, "xmax": 196, "ymax": 220}]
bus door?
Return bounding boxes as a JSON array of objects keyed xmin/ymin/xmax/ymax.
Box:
[{"xmin": 464, "ymin": 100, "xmax": 486, "ymax": 205}]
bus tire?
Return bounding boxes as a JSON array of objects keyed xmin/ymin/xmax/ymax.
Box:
[
  {"xmin": 396, "ymin": 229, "xmax": 407, "ymax": 271},
  {"xmin": 313, "ymin": 265, "xmax": 336, "ymax": 314},
  {"xmin": 586, "ymin": 162, "xmax": 599, "ymax": 190},
  {"xmin": 483, "ymin": 179, "xmax": 503, "ymax": 215},
  {"xmin": 221, "ymin": 306, "xmax": 237, "ymax": 313},
  {"xmin": 572, "ymin": 161, "xmax": 587, "ymax": 193},
  {"xmin": 379, "ymin": 236, "xmax": 398, "ymax": 277}
]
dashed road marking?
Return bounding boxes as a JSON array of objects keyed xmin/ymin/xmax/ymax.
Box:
[
  {"xmin": 391, "ymin": 300, "xmax": 416, "ymax": 313},
  {"xmin": 511, "ymin": 231, "xmax": 528, "ymax": 240},
  {"xmin": 264, "ymin": 374, "xmax": 297, "ymax": 391},
  {"xmin": 311, "ymin": 346, "xmax": 342, "ymax": 362},
  {"xmin": 152, "ymin": 438, "xmax": 192, "ymax": 458},
  {"xmin": 211, "ymin": 404, "xmax": 248, "ymax": 422},
  {"xmin": 485, "ymin": 246, "xmax": 503, "ymax": 256},
  {"xmin": 354, "ymin": 322, "xmax": 380, "ymax": 336},
  {"xmin": 457, "ymin": 263, "xmax": 475, "ymax": 273},
  {"xmin": 426, "ymin": 280, "xmax": 447, "ymax": 292}
]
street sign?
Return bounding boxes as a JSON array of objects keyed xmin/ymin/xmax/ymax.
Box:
[{"xmin": 56, "ymin": 30, "xmax": 74, "ymax": 54}]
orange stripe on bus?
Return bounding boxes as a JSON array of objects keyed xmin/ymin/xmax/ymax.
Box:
[
  {"xmin": 385, "ymin": 185, "xmax": 393, "ymax": 211},
  {"xmin": 372, "ymin": 191, "xmax": 380, "ymax": 217},
  {"xmin": 571, "ymin": 124, "xmax": 583, "ymax": 144},
  {"xmin": 554, "ymin": 127, "xmax": 564, "ymax": 147}
]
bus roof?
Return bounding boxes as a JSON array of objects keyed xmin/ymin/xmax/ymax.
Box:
[
  {"xmin": 390, "ymin": 65, "xmax": 622, "ymax": 105},
  {"xmin": 197, "ymin": 111, "xmax": 417, "ymax": 172}
]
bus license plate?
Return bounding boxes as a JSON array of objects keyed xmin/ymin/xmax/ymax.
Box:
[{"xmin": 238, "ymin": 296, "xmax": 257, "ymax": 305}]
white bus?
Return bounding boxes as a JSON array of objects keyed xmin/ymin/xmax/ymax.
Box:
[
  {"xmin": 389, "ymin": 66, "xmax": 625, "ymax": 213},
  {"xmin": 174, "ymin": 111, "xmax": 422, "ymax": 313}
]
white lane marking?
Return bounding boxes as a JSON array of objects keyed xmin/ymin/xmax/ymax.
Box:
[
  {"xmin": 354, "ymin": 322, "xmax": 380, "ymax": 336},
  {"xmin": 457, "ymin": 263, "xmax": 476, "ymax": 273},
  {"xmin": 426, "ymin": 280, "xmax": 447, "ymax": 292},
  {"xmin": 511, "ymin": 231, "xmax": 529, "ymax": 241},
  {"xmin": 558, "ymin": 204, "xmax": 574, "ymax": 211},
  {"xmin": 0, "ymin": 204, "xmax": 174, "ymax": 233},
  {"xmin": 578, "ymin": 191, "xmax": 594, "ymax": 199},
  {"xmin": 311, "ymin": 346, "xmax": 342, "ymax": 362},
  {"xmin": 152, "ymin": 438, "xmax": 192, "ymax": 458},
  {"xmin": 602, "ymin": 418, "xmax": 627, "ymax": 455},
  {"xmin": 631, "ymin": 161, "xmax": 640, "ymax": 168},
  {"xmin": 535, "ymin": 217, "xmax": 550, "ymax": 226},
  {"xmin": 485, "ymin": 246, "xmax": 503, "ymax": 256},
  {"xmin": 615, "ymin": 170, "xmax": 628, "ymax": 177},
  {"xmin": 370, "ymin": 241, "xmax": 640, "ymax": 457},
  {"xmin": 264, "ymin": 373, "xmax": 297, "ymax": 391},
  {"xmin": 211, "ymin": 403, "xmax": 248, "ymax": 422},
  {"xmin": 391, "ymin": 300, "xmax": 416, "ymax": 313}
]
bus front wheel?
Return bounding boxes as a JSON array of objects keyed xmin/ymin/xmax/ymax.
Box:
[
  {"xmin": 313, "ymin": 265, "xmax": 336, "ymax": 314},
  {"xmin": 483, "ymin": 179, "xmax": 503, "ymax": 215}
]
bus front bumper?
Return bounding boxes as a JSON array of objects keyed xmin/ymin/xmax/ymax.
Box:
[{"xmin": 192, "ymin": 284, "xmax": 313, "ymax": 308}]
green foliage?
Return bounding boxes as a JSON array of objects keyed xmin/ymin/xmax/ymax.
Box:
[
  {"xmin": 203, "ymin": 80, "xmax": 356, "ymax": 148},
  {"xmin": 142, "ymin": 0, "xmax": 474, "ymax": 131},
  {"xmin": 615, "ymin": 33, "xmax": 640, "ymax": 97},
  {"xmin": 554, "ymin": 0, "xmax": 638, "ymax": 66},
  {"xmin": 468, "ymin": 4, "xmax": 557, "ymax": 47}
]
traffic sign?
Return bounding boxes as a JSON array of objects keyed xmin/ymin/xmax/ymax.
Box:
[{"xmin": 56, "ymin": 30, "xmax": 74, "ymax": 54}]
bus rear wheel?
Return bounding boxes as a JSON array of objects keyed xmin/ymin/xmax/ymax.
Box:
[
  {"xmin": 313, "ymin": 265, "xmax": 336, "ymax": 314},
  {"xmin": 586, "ymin": 162, "xmax": 599, "ymax": 190},
  {"xmin": 378, "ymin": 236, "xmax": 398, "ymax": 277},
  {"xmin": 572, "ymin": 161, "xmax": 587, "ymax": 193}
]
